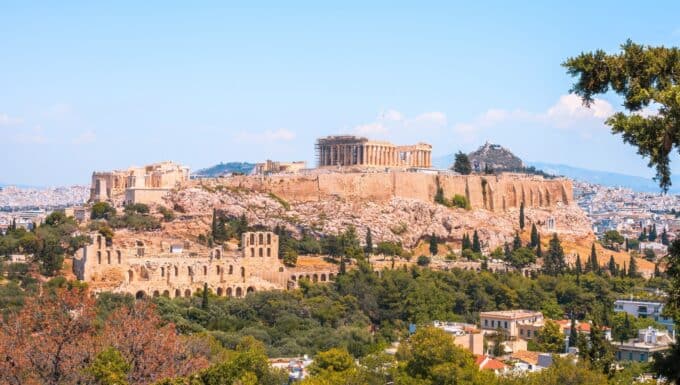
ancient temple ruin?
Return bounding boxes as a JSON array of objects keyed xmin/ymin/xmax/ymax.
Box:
[
  {"xmin": 90, "ymin": 161, "xmax": 190, "ymax": 205},
  {"xmin": 315, "ymin": 135, "xmax": 432, "ymax": 168}
]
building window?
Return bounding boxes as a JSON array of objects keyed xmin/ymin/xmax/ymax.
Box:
[
  {"xmin": 504, "ymin": 321, "xmax": 508, "ymax": 329},
  {"xmin": 484, "ymin": 320, "xmax": 488, "ymax": 327}
]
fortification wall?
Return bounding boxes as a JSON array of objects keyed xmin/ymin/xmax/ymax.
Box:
[{"xmin": 202, "ymin": 172, "xmax": 572, "ymax": 212}]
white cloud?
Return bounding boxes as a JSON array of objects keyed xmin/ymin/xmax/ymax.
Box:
[
  {"xmin": 235, "ymin": 128, "xmax": 296, "ymax": 143},
  {"xmin": 380, "ymin": 109, "xmax": 404, "ymax": 121},
  {"xmin": 354, "ymin": 122, "xmax": 388, "ymax": 135},
  {"xmin": 408, "ymin": 111, "xmax": 447, "ymax": 127},
  {"xmin": 13, "ymin": 126, "xmax": 48, "ymax": 144},
  {"xmin": 352, "ymin": 109, "xmax": 448, "ymax": 137},
  {"xmin": 72, "ymin": 130, "xmax": 96, "ymax": 144},
  {"xmin": 453, "ymin": 94, "xmax": 615, "ymax": 137},
  {"xmin": 0, "ymin": 113, "xmax": 23, "ymax": 126}
]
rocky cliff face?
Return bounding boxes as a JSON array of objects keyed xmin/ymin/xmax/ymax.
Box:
[
  {"xmin": 193, "ymin": 171, "xmax": 573, "ymax": 213},
  {"xmin": 168, "ymin": 180, "xmax": 591, "ymax": 251}
]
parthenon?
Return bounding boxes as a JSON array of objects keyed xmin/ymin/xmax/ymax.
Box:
[{"xmin": 315, "ymin": 135, "xmax": 432, "ymax": 168}]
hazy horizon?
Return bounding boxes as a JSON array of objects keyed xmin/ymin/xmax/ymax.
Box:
[{"xmin": 3, "ymin": 2, "xmax": 680, "ymax": 186}]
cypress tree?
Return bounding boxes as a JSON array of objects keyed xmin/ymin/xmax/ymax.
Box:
[
  {"xmin": 536, "ymin": 241, "xmax": 543, "ymax": 258},
  {"xmin": 624, "ymin": 238, "xmax": 629, "ymax": 251},
  {"xmin": 519, "ymin": 201, "xmax": 525, "ymax": 230},
  {"xmin": 649, "ymin": 224, "xmax": 657, "ymax": 241},
  {"xmin": 620, "ymin": 261, "xmax": 627, "ymax": 278},
  {"xmin": 429, "ymin": 233, "xmax": 438, "ymax": 256},
  {"xmin": 568, "ymin": 316, "xmax": 578, "ymax": 348},
  {"xmin": 628, "ymin": 255, "xmax": 638, "ymax": 278},
  {"xmin": 512, "ymin": 231, "xmax": 522, "ymax": 251},
  {"xmin": 472, "ymin": 230, "xmax": 481, "ymax": 253},
  {"xmin": 530, "ymin": 223, "xmax": 539, "ymax": 247},
  {"xmin": 504, "ymin": 242, "xmax": 512, "ymax": 260},
  {"xmin": 608, "ymin": 255, "xmax": 617, "ymax": 276},
  {"xmin": 339, "ymin": 256, "xmax": 347, "ymax": 275},
  {"xmin": 211, "ymin": 209, "xmax": 217, "ymax": 236},
  {"xmin": 638, "ymin": 228, "xmax": 647, "ymax": 242},
  {"xmin": 661, "ymin": 228, "xmax": 669, "ymax": 245},
  {"xmin": 589, "ymin": 243, "xmax": 599, "ymax": 273},
  {"xmin": 201, "ymin": 282, "xmax": 209, "ymax": 309},
  {"xmin": 574, "ymin": 254, "xmax": 582, "ymax": 275},
  {"xmin": 462, "ymin": 233, "xmax": 472, "ymax": 250},
  {"xmin": 365, "ymin": 227, "xmax": 373, "ymax": 255},
  {"xmin": 543, "ymin": 233, "xmax": 566, "ymax": 276}
]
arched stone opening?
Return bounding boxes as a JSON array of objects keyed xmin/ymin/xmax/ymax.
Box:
[
  {"xmin": 217, "ymin": 287, "xmax": 224, "ymax": 296},
  {"xmin": 97, "ymin": 251, "xmax": 101, "ymax": 264},
  {"xmin": 291, "ymin": 275, "xmax": 297, "ymax": 281},
  {"xmin": 246, "ymin": 287, "xmax": 255, "ymax": 294},
  {"xmin": 162, "ymin": 290, "xmax": 170, "ymax": 297},
  {"xmin": 312, "ymin": 274, "xmax": 318, "ymax": 283},
  {"xmin": 184, "ymin": 289, "xmax": 191, "ymax": 298},
  {"xmin": 175, "ymin": 289, "xmax": 181, "ymax": 298},
  {"xmin": 229, "ymin": 265, "xmax": 234, "ymax": 274},
  {"xmin": 106, "ymin": 250, "xmax": 111, "ymax": 264},
  {"xmin": 117, "ymin": 250, "xmax": 122, "ymax": 263},
  {"xmin": 135, "ymin": 290, "xmax": 146, "ymax": 299},
  {"xmin": 153, "ymin": 290, "xmax": 160, "ymax": 297},
  {"xmin": 226, "ymin": 287, "xmax": 233, "ymax": 297},
  {"xmin": 320, "ymin": 274, "xmax": 327, "ymax": 282},
  {"xmin": 235, "ymin": 287, "xmax": 243, "ymax": 297},
  {"xmin": 328, "ymin": 273, "xmax": 335, "ymax": 281}
]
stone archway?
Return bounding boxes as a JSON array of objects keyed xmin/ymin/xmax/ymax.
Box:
[
  {"xmin": 246, "ymin": 287, "xmax": 255, "ymax": 295},
  {"xmin": 135, "ymin": 290, "xmax": 146, "ymax": 299},
  {"xmin": 235, "ymin": 287, "xmax": 243, "ymax": 297},
  {"xmin": 162, "ymin": 290, "xmax": 170, "ymax": 297},
  {"xmin": 226, "ymin": 287, "xmax": 233, "ymax": 297},
  {"xmin": 153, "ymin": 290, "xmax": 160, "ymax": 297},
  {"xmin": 217, "ymin": 287, "xmax": 224, "ymax": 296},
  {"xmin": 175, "ymin": 289, "xmax": 181, "ymax": 298},
  {"xmin": 184, "ymin": 289, "xmax": 191, "ymax": 298}
]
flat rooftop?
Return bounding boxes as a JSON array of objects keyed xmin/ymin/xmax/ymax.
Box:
[{"xmin": 480, "ymin": 310, "xmax": 542, "ymax": 319}]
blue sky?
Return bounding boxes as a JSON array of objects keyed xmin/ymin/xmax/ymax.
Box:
[{"xmin": 2, "ymin": 1, "xmax": 680, "ymax": 186}]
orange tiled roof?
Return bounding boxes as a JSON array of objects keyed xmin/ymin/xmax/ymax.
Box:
[
  {"xmin": 475, "ymin": 355, "xmax": 507, "ymax": 371},
  {"xmin": 510, "ymin": 350, "xmax": 540, "ymax": 365}
]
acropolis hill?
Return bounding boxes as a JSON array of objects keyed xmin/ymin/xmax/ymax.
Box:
[{"xmin": 77, "ymin": 136, "xmax": 635, "ymax": 299}]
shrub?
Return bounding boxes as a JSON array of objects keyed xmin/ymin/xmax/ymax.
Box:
[{"xmin": 451, "ymin": 194, "xmax": 470, "ymax": 209}]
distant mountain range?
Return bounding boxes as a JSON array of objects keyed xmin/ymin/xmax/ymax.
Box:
[
  {"xmin": 432, "ymin": 152, "xmax": 670, "ymax": 193},
  {"xmin": 193, "ymin": 162, "xmax": 256, "ymax": 177},
  {"xmin": 525, "ymin": 161, "xmax": 672, "ymax": 193}
]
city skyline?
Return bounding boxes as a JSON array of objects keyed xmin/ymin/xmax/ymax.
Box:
[{"xmin": 3, "ymin": 2, "xmax": 680, "ymax": 186}]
